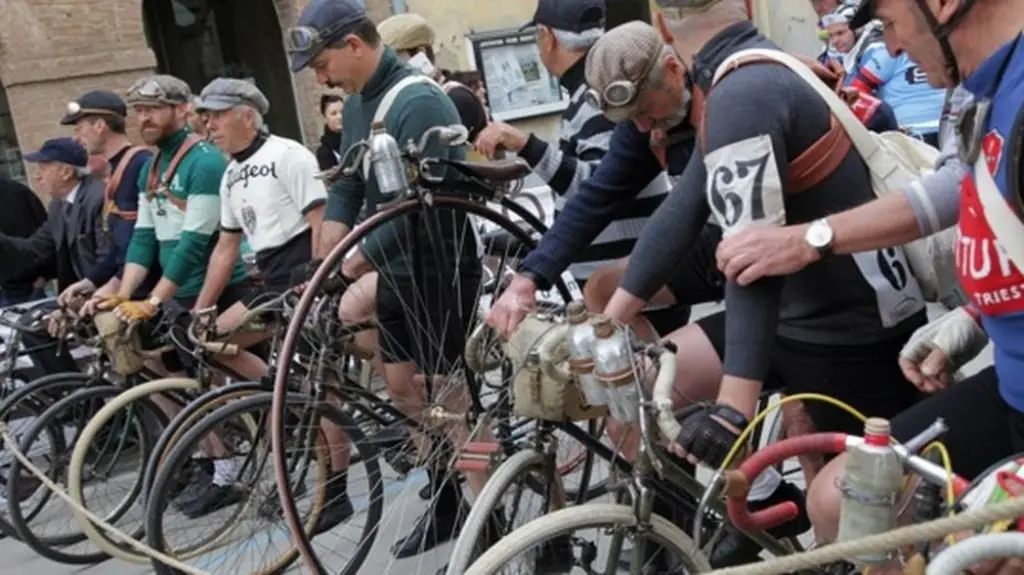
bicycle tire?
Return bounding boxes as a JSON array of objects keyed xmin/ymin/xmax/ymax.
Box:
[
  {"xmin": 0, "ymin": 372, "xmax": 94, "ymax": 537},
  {"xmin": 7, "ymin": 384, "xmax": 156, "ymax": 564},
  {"xmin": 146, "ymin": 393, "xmax": 369, "ymax": 575},
  {"xmin": 446, "ymin": 449, "xmax": 551, "ymax": 574},
  {"xmin": 67, "ymin": 377, "xmax": 201, "ymax": 563},
  {"xmin": 271, "ymin": 194, "xmax": 571, "ymax": 573},
  {"xmin": 465, "ymin": 503, "xmax": 712, "ymax": 574},
  {"xmin": 140, "ymin": 381, "xmax": 266, "ymax": 502}
]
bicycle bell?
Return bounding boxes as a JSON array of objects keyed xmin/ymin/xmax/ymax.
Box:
[{"xmin": 367, "ymin": 121, "xmax": 409, "ymax": 198}]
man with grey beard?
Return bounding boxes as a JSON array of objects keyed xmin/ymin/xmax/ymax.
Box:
[{"xmin": 487, "ymin": 21, "xmax": 725, "ymax": 345}]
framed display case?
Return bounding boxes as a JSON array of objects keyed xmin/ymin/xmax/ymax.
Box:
[{"xmin": 465, "ymin": 26, "xmax": 569, "ymax": 122}]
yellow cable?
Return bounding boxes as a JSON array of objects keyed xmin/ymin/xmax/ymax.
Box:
[{"xmin": 922, "ymin": 441, "xmax": 958, "ymax": 546}]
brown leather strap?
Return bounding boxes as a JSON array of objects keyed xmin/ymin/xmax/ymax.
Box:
[
  {"xmin": 146, "ymin": 134, "xmax": 202, "ymax": 211},
  {"xmin": 102, "ymin": 146, "xmax": 147, "ymax": 231},
  {"xmin": 700, "ymin": 53, "xmax": 852, "ymax": 193},
  {"xmin": 787, "ymin": 115, "xmax": 852, "ymax": 193}
]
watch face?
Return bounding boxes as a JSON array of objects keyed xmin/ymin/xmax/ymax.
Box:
[{"xmin": 807, "ymin": 221, "xmax": 833, "ymax": 248}]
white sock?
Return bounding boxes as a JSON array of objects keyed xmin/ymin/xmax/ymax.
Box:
[
  {"xmin": 746, "ymin": 466, "xmax": 783, "ymax": 502},
  {"xmin": 212, "ymin": 458, "xmax": 241, "ymax": 487}
]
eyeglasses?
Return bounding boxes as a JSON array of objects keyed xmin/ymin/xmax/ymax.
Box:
[
  {"xmin": 285, "ymin": 14, "xmax": 366, "ymax": 54},
  {"xmin": 956, "ymin": 98, "xmax": 991, "ymax": 166}
]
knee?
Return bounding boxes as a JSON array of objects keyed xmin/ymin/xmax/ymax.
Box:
[
  {"xmin": 582, "ymin": 263, "xmax": 626, "ymax": 312},
  {"xmin": 806, "ymin": 454, "xmax": 846, "ymax": 543}
]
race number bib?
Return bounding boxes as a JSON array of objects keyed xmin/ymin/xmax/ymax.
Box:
[{"xmin": 704, "ymin": 135, "xmax": 786, "ymax": 236}]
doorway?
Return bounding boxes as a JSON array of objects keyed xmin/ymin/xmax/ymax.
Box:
[
  {"xmin": 0, "ymin": 83, "xmax": 26, "ymax": 184},
  {"xmin": 142, "ymin": 0, "xmax": 303, "ymax": 141}
]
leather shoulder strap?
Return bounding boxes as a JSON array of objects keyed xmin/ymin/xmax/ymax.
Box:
[
  {"xmin": 147, "ymin": 135, "xmax": 202, "ymax": 210},
  {"xmin": 105, "ymin": 146, "xmax": 145, "ymax": 205},
  {"xmin": 701, "ymin": 49, "xmax": 852, "ymax": 193}
]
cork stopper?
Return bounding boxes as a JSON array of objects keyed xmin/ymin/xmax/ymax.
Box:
[
  {"xmin": 863, "ymin": 417, "xmax": 892, "ymax": 446},
  {"xmin": 566, "ymin": 301, "xmax": 587, "ymax": 324},
  {"xmin": 371, "ymin": 120, "xmax": 386, "ymax": 133},
  {"xmin": 590, "ymin": 314, "xmax": 614, "ymax": 338},
  {"xmin": 864, "ymin": 417, "xmax": 890, "ymax": 437}
]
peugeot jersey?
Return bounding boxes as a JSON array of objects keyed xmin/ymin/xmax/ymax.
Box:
[
  {"xmin": 859, "ymin": 45, "xmax": 947, "ymax": 135},
  {"xmin": 956, "ymin": 34, "xmax": 1024, "ymax": 410},
  {"xmin": 220, "ymin": 135, "xmax": 327, "ymax": 285}
]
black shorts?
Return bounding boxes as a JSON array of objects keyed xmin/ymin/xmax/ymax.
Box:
[
  {"xmin": 697, "ymin": 310, "xmax": 925, "ymax": 437},
  {"xmin": 145, "ymin": 281, "xmax": 255, "ymax": 372},
  {"xmin": 891, "ymin": 367, "xmax": 1024, "ymax": 480},
  {"xmin": 376, "ymin": 271, "xmax": 481, "ymax": 370}
]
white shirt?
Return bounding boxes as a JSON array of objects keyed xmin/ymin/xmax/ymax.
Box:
[{"xmin": 220, "ymin": 135, "xmax": 327, "ymax": 253}]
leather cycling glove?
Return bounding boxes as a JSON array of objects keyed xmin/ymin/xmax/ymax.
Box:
[{"xmin": 675, "ymin": 404, "xmax": 748, "ymax": 469}]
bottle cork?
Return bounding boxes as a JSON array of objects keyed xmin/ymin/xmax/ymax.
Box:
[
  {"xmin": 566, "ymin": 301, "xmax": 587, "ymax": 324},
  {"xmin": 590, "ymin": 315, "xmax": 614, "ymax": 338}
]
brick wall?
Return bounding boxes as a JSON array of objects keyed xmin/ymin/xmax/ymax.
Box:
[{"xmin": 0, "ymin": 0, "xmax": 396, "ymax": 193}]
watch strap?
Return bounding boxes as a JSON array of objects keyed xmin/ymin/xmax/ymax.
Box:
[
  {"xmin": 147, "ymin": 295, "xmax": 163, "ymax": 308},
  {"xmin": 711, "ymin": 404, "xmax": 749, "ymax": 430},
  {"xmin": 516, "ymin": 266, "xmax": 551, "ymax": 291}
]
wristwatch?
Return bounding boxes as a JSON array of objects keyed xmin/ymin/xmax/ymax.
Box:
[
  {"xmin": 805, "ymin": 218, "xmax": 835, "ymax": 259},
  {"xmin": 146, "ymin": 295, "xmax": 163, "ymax": 308},
  {"xmin": 711, "ymin": 404, "xmax": 750, "ymax": 430}
]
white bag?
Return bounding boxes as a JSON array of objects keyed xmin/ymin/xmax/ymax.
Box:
[{"xmin": 713, "ymin": 49, "xmax": 959, "ymax": 305}]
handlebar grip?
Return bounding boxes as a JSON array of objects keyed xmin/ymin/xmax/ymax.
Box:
[
  {"xmin": 322, "ymin": 276, "xmax": 348, "ymax": 295},
  {"xmin": 724, "ymin": 433, "xmax": 847, "ymax": 532}
]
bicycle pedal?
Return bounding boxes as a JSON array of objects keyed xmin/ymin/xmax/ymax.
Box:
[{"xmin": 453, "ymin": 441, "xmax": 501, "ymax": 474}]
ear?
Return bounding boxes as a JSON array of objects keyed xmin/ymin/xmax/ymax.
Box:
[
  {"xmin": 654, "ymin": 12, "xmax": 675, "ymax": 44},
  {"xmin": 934, "ymin": 0, "xmax": 961, "ymax": 25}
]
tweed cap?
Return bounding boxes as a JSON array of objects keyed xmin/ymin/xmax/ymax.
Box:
[
  {"xmin": 584, "ymin": 21, "xmax": 665, "ymax": 122},
  {"xmin": 378, "ymin": 13, "xmax": 435, "ymax": 51},
  {"xmin": 194, "ymin": 77, "xmax": 270, "ymax": 115},
  {"xmin": 126, "ymin": 75, "xmax": 192, "ymax": 107}
]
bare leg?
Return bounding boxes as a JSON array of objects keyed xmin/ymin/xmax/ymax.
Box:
[
  {"xmin": 339, "ymin": 273, "xmax": 385, "ymax": 378},
  {"xmin": 583, "ymin": 259, "xmax": 678, "ymax": 343}
]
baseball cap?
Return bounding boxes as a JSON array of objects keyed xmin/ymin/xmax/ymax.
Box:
[
  {"xmin": 288, "ymin": 0, "xmax": 369, "ymax": 72},
  {"xmin": 850, "ymin": 0, "xmax": 876, "ymax": 29},
  {"xmin": 378, "ymin": 13, "xmax": 435, "ymax": 52},
  {"xmin": 584, "ymin": 21, "xmax": 665, "ymax": 122},
  {"xmin": 125, "ymin": 75, "xmax": 192, "ymax": 107},
  {"xmin": 194, "ymin": 78, "xmax": 271, "ymax": 115},
  {"xmin": 522, "ymin": 0, "xmax": 605, "ymax": 33},
  {"xmin": 60, "ymin": 90, "xmax": 127, "ymax": 125},
  {"xmin": 23, "ymin": 137, "xmax": 89, "ymax": 168}
]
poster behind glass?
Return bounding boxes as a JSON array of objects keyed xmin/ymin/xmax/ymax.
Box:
[{"xmin": 478, "ymin": 33, "xmax": 566, "ymax": 120}]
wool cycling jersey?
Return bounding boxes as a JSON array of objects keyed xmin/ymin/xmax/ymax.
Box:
[
  {"xmin": 956, "ymin": 34, "xmax": 1024, "ymax": 411},
  {"xmin": 125, "ymin": 128, "xmax": 246, "ymax": 299},
  {"xmin": 220, "ymin": 133, "xmax": 327, "ymax": 288},
  {"xmin": 854, "ymin": 45, "xmax": 947, "ymax": 136}
]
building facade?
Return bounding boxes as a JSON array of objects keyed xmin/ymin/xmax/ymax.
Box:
[
  {"xmin": 0, "ymin": 0, "xmax": 390, "ymax": 186},
  {"xmin": 0, "ymin": 0, "xmax": 819, "ymax": 188}
]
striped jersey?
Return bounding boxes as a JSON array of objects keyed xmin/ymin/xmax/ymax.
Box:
[{"xmin": 517, "ymin": 57, "xmax": 671, "ymax": 280}]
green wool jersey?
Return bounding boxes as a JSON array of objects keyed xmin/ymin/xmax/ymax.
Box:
[
  {"xmin": 125, "ymin": 128, "xmax": 246, "ymax": 299},
  {"xmin": 328, "ymin": 48, "xmax": 479, "ymax": 276}
]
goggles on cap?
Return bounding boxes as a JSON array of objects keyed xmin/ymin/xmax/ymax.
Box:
[
  {"xmin": 128, "ymin": 78, "xmax": 170, "ymax": 101},
  {"xmin": 584, "ymin": 79, "xmax": 646, "ymax": 112},
  {"xmin": 285, "ymin": 14, "xmax": 366, "ymax": 54}
]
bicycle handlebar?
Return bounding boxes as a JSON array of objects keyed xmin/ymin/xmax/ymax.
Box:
[
  {"xmin": 721, "ymin": 432, "xmax": 971, "ymax": 533},
  {"xmin": 183, "ymin": 290, "xmax": 295, "ymax": 356}
]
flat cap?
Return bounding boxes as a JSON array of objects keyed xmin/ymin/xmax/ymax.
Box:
[
  {"xmin": 126, "ymin": 75, "xmax": 192, "ymax": 107},
  {"xmin": 378, "ymin": 13, "xmax": 435, "ymax": 52},
  {"xmin": 60, "ymin": 90, "xmax": 127, "ymax": 125},
  {"xmin": 289, "ymin": 0, "xmax": 369, "ymax": 72},
  {"xmin": 194, "ymin": 77, "xmax": 270, "ymax": 115},
  {"xmin": 522, "ymin": 0, "xmax": 605, "ymax": 34},
  {"xmin": 23, "ymin": 137, "xmax": 89, "ymax": 168},
  {"xmin": 585, "ymin": 21, "xmax": 665, "ymax": 122}
]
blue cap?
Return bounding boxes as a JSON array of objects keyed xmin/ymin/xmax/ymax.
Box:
[
  {"xmin": 60, "ymin": 90, "xmax": 127, "ymax": 126},
  {"xmin": 522, "ymin": 0, "xmax": 605, "ymax": 33},
  {"xmin": 290, "ymin": 0, "xmax": 369, "ymax": 72},
  {"xmin": 23, "ymin": 138, "xmax": 88, "ymax": 167}
]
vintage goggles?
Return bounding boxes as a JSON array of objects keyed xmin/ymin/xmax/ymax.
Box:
[{"xmin": 285, "ymin": 14, "xmax": 366, "ymax": 54}]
